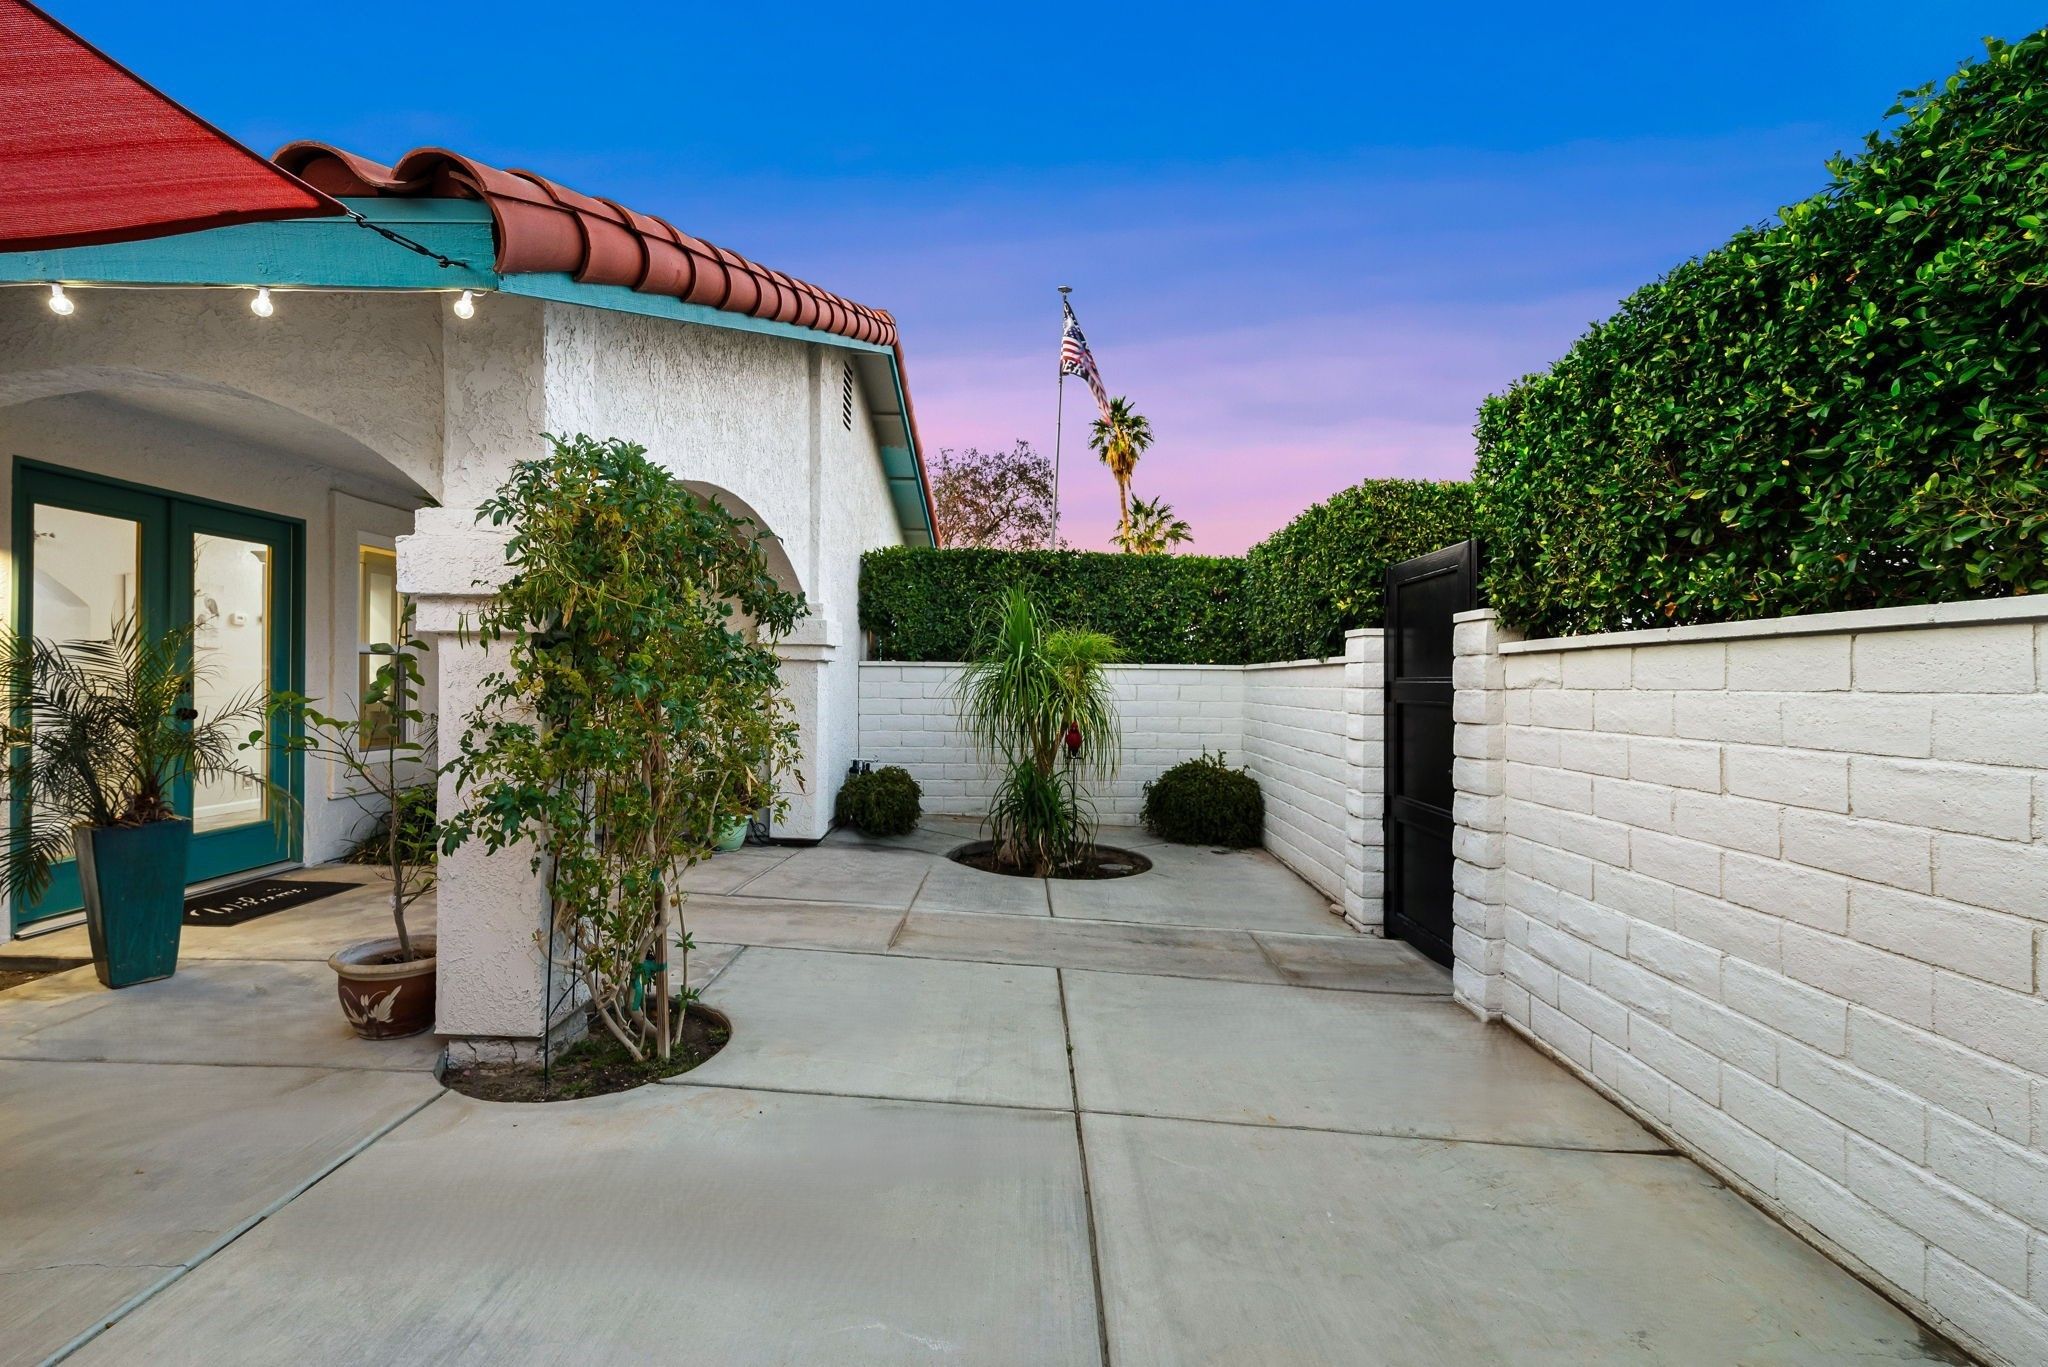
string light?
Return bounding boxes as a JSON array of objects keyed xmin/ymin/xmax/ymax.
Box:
[
  {"xmin": 47, "ymin": 284, "xmax": 73, "ymax": 316},
  {"xmin": 250, "ymin": 287, "xmax": 274, "ymax": 318},
  {"xmin": 452, "ymin": 290, "xmax": 476, "ymax": 320}
]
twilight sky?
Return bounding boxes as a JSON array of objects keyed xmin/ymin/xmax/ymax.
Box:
[{"xmin": 64, "ymin": 1, "xmax": 2046, "ymax": 552}]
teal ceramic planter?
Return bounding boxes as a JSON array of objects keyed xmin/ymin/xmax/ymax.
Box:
[
  {"xmin": 715, "ymin": 817, "xmax": 749, "ymax": 852},
  {"xmin": 75, "ymin": 819, "xmax": 190, "ymax": 989}
]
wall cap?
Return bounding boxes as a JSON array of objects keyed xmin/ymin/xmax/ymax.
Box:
[{"xmin": 1499, "ymin": 594, "xmax": 2048, "ymax": 654}]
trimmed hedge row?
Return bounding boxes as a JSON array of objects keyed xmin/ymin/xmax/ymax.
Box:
[
  {"xmin": 860, "ymin": 478, "xmax": 1472, "ymax": 663},
  {"xmin": 1474, "ymin": 33, "xmax": 2048, "ymax": 638},
  {"xmin": 860, "ymin": 546, "xmax": 1251, "ymax": 663}
]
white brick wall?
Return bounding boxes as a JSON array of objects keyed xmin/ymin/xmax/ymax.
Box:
[
  {"xmin": 856, "ymin": 636, "xmax": 1386, "ymax": 914},
  {"xmin": 856, "ymin": 661, "xmax": 1246, "ymax": 823},
  {"xmin": 1243, "ymin": 659, "xmax": 1348, "ymax": 901},
  {"xmin": 1453, "ymin": 600, "xmax": 2048, "ymax": 1367}
]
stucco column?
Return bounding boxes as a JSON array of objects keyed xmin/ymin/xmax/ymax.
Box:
[
  {"xmin": 771, "ymin": 613, "xmax": 843, "ymax": 841},
  {"xmin": 1341, "ymin": 628, "xmax": 1386, "ymax": 933},
  {"xmin": 399, "ymin": 507, "xmax": 568, "ymax": 1059},
  {"xmin": 1450, "ymin": 608, "xmax": 1518, "ymax": 1020}
]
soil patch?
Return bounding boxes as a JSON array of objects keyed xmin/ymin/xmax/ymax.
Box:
[
  {"xmin": 443, "ymin": 1003, "xmax": 730, "ymax": 1102},
  {"xmin": 950, "ymin": 841, "xmax": 1152, "ymax": 880},
  {"xmin": 0, "ymin": 956, "xmax": 90, "ymax": 994}
]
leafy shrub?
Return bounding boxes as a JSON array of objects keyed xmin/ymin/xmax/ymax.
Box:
[
  {"xmin": 1142, "ymin": 751, "xmax": 1263, "ymax": 848},
  {"xmin": 1241, "ymin": 480, "xmax": 1475, "ymax": 659},
  {"xmin": 1474, "ymin": 33, "xmax": 2048, "ymax": 638},
  {"xmin": 862, "ymin": 546, "xmax": 1247, "ymax": 663},
  {"xmin": 835, "ymin": 765, "xmax": 923, "ymax": 837}
]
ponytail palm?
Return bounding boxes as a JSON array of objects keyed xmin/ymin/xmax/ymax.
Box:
[{"xmin": 956, "ymin": 588, "xmax": 1119, "ymax": 874}]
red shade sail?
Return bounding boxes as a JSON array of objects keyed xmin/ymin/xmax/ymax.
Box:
[{"xmin": 0, "ymin": 0, "xmax": 340, "ymax": 253}]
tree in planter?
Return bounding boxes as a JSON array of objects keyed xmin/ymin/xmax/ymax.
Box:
[
  {"xmin": 0, "ymin": 616, "xmax": 287, "ymax": 986},
  {"xmin": 265, "ymin": 608, "xmax": 436, "ymax": 961},
  {"xmin": 956, "ymin": 588, "xmax": 1120, "ymax": 875},
  {"xmin": 441, "ymin": 434, "xmax": 804, "ymax": 1065}
]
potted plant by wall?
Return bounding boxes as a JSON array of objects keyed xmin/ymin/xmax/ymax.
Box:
[
  {"xmin": 0, "ymin": 617, "xmax": 285, "ymax": 988},
  {"xmin": 268, "ymin": 610, "xmax": 438, "ymax": 1038}
]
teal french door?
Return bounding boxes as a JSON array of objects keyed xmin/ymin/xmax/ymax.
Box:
[{"xmin": 11, "ymin": 465, "xmax": 303, "ymax": 930}]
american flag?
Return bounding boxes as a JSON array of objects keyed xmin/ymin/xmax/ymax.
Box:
[{"xmin": 1059, "ymin": 296, "xmax": 1112, "ymax": 419}]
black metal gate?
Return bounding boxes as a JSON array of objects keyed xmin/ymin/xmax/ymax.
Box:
[{"xmin": 1382, "ymin": 540, "xmax": 1478, "ymax": 967}]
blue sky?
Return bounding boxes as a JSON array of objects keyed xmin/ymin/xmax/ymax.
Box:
[{"xmin": 61, "ymin": 1, "xmax": 2048, "ymax": 550}]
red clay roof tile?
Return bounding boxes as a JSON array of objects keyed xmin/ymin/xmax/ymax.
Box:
[{"xmin": 272, "ymin": 140, "xmax": 898, "ymax": 348}]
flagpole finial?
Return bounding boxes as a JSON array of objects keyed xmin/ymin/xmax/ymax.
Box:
[{"xmin": 1058, "ymin": 285, "xmax": 1072, "ymax": 295}]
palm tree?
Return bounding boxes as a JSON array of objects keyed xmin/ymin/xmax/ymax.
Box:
[
  {"xmin": 1115, "ymin": 495, "xmax": 1193, "ymax": 554},
  {"xmin": 1088, "ymin": 397, "xmax": 1152, "ymax": 542}
]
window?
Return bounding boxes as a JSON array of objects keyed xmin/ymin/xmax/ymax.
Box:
[
  {"xmin": 357, "ymin": 545, "xmax": 403, "ymax": 747},
  {"xmin": 841, "ymin": 363, "xmax": 856, "ymax": 430}
]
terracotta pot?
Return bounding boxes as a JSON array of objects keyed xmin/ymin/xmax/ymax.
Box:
[{"xmin": 329, "ymin": 935, "xmax": 436, "ymax": 1039}]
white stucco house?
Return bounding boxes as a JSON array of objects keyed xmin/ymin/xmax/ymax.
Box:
[{"xmin": 0, "ymin": 141, "xmax": 936, "ymax": 1053}]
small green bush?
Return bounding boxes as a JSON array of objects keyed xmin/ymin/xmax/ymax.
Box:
[
  {"xmin": 1241, "ymin": 479, "xmax": 1475, "ymax": 659},
  {"xmin": 835, "ymin": 765, "xmax": 923, "ymax": 837},
  {"xmin": 1474, "ymin": 32, "xmax": 2048, "ymax": 637},
  {"xmin": 1141, "ymin": 751, "xmax": 1263, "ymax": 848}
]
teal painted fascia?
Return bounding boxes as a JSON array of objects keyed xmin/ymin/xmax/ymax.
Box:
[
  {"xmin": 0, "ymin": 199, "xmax": 496, "ymax": 291},
  {"xmin": 495, "ymin": 272, "xmax": 892, "ymax": 355}
]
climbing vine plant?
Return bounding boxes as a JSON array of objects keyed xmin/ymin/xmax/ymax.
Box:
[{"xmin": 441, "ymin": 434, "xmax": 805, "ymax": 1063}]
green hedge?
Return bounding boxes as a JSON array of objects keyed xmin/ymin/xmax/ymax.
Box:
[
  {"xmin": 1474, "ymin": 33, "xmax": 2048, "ymax": 638},
  {"xmin": 1242, "ymin": 480, "xmax": 1475, "ymax": 659},
  {"xmin": 862, "ymin": 478, "xmax": 1474, "ymax": 663},
  {"xmin": 860, "ymin": 546, "xmax": 1251, "ymax": 663}
]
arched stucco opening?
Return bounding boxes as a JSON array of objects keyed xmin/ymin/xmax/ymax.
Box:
[
  {"xmin": 0, "ymin": 364, "xmax": 433, "ymax": 505},
  {"xmin": 680, "ymin": 479, "xmax": 806, "ymax": 601}
]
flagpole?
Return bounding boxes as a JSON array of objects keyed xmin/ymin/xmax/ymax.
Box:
[{"xmin": 1052, "ymin": 285, "xmax": 1072, "ymax": 550}]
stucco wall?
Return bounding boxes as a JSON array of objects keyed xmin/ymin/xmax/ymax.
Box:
[
  {"xmin": 0, "ymin": 288, "xmax": 445, "ymax": 498},
  {"xmin": 1450, "ymin": 600, "xmax": 2048, "ymax": 1367},
  {"xmin": 538, "ymin": 304, "xmax": 898, "ymax": 831}
]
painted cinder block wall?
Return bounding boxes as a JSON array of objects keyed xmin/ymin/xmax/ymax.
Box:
[
  {"xmin": 854, "ymin": 629, "xmax": 1383, "ymax": 918},
  {"xmin": 1450, "ymin": 598, "xmax": 2048, "ymax": 1367}
]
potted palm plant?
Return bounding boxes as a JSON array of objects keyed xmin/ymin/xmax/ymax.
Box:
[
  {"xmin": 0, "ymin": 616, "xmax": 285, "ymax": 988},
  {"xmin": 268, "ymin": 609, "xmax": 438, "ymax": 1039}
]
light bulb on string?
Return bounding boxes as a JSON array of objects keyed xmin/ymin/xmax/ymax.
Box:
[
  {"xmin": 250, "ymin": 288, "xmax": 274, "ymax": 318},
  {"xmin": 452, "ymin": 290, "xmax": 476, "ymax": 320},
  {"xmin": 47, "ymin": 284, "xmax": 74, "ymax": 316}
]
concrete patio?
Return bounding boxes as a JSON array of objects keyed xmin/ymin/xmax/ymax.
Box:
[{"xmin": 0, "ymin": 826, "xmax": 1966, "ymax": 1365}]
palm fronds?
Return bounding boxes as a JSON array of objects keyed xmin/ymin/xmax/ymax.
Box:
[{"xmin": 0, "ymin": 616, "xmax": 292, "ymax": 903}]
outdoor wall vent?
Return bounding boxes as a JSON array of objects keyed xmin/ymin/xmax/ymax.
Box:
[{"xmin": 840, "ymin": 363, "xmax": 856, "ymax": 431}]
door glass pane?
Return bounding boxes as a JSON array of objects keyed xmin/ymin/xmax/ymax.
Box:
[
  {"xmin": 33, "ymin": 505, "xmax": 138, "ymax": 642},
  {"xmin": 191, "ymin": 534, "xmax": 272, "ymax": 833},
  {"xmin": 358, "ymin": 546, "xmax": 402, "ymax": 747}
]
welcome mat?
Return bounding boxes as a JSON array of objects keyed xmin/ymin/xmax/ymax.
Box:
[{"xmin": 183, "ymin": 879, "xmax": 356, "ymax": 927}]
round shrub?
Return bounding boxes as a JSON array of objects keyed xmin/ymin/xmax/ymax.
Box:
[
  {"xmin": 1141, "ymin": 751, "xmax": 1263, "ymax": 848},
  {"xmin": 835, "ymin": 765, "xmax": 922, "ymax": 837}
]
